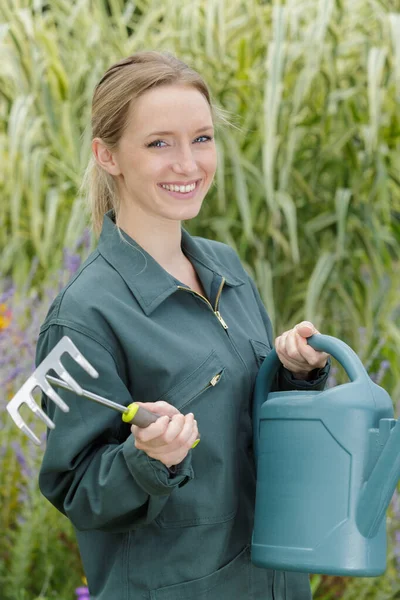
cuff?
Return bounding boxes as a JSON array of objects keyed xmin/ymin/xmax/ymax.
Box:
[
  {"xmin": 278, "ymin": 357, "xmax": 331, "ymax": 391},
  {"xmin": 122, "ymin": 436, "xmax": 194, "ymax": 496}
]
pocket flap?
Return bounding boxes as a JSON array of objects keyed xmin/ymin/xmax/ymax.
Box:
[
  {"xmin": 152, "ymin": 546, "xmax": 250, "ymax": 600},
  {"xmin": 160, "ymin": 350, "xmax": 225, "ymax": 410},
  {"xmin": 250, "ymin": 339, "xmax": 271, "ymax": 367}
]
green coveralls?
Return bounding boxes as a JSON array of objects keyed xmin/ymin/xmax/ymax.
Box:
[{"xmin": 37, "ymin": 211, "xmax": 329, "ymax": 600}]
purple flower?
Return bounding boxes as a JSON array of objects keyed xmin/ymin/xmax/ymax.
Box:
[
  {"xmin": 75, "ymin": 228, "xmax": 92, "ymax": 251},
  {"xmin": 10, "ymin": 441, "xmax": 32, "ymax": 478},
  {"xmin": 75, "ymin": 586, "xmax": 90, "ymax": 599},
  {"xmin": 1, "ymin": 365, "xmax": 25, "ymax": 386},
  {"xmin": 63, "ymin": 250, "xmax": 82, "ymax": 274},
  {"xmin": 374, "ymin": 360, "xmax": 390, "ymax": 385}
]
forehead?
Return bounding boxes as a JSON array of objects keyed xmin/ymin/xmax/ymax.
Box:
[{"xmin": 129, "ymin": 85, "xmax": 213, "ymax": 134}]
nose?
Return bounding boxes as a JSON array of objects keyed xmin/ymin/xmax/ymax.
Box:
[{"xmin": 172, "ymin": 144, "xmax": 198, "ymax": 175}]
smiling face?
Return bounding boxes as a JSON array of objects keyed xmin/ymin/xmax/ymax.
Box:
[{"xmin": 96, "ymin": 84, "xmax": 217, "ymax": 227}]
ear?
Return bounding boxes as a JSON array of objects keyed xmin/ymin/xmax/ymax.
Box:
[{"xmin": 92, "ymin": 138, "xmax": 121, "ymax": 176}]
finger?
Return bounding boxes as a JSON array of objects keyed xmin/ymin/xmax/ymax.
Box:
[
  {"xmin": 276, "ymin": 330, "xmax": 307, "ymax": 371},
  {"xmin": 275, "ymin": 331, "xmax": 292, "ymax": 368},
  {"xmin": 160, "ymin": 413, "xmax": 187, "ymax": 445},
  {"xmin": 274, "ymin": 330, "xmax": 290, "ymax": 348},
  {"xmin": 295, "ymin": 334, "xmax": 329, "ymax": 367},
  {"xmin": 294, "ymin": 321, "xmax": 319, "ymax": 338},
  {"xmin": 282, "ymin": 330, "xmax": 328, "ymax": 370},
  {"xmin": 148, "ymin": 413, "xmax": 198, "ymax": 457},
  {"xmin": 186, "ymin": 420, "xmax": 200, "ymax": 448},
  {"xmin": 284, "ymin": 329, "xmax": 303, "ymax": 363},
  {"xmin": 152, "ymin": 418, "xmax": 199, "ymax": 465},
  {"xmin": 175, "ymin": 413, "xmax": 198, "ymax": 447},
  {"xmin": 131, "ymin": 414, "xmax": 170, "ymax": 443},
  {"xmin": 275, "ymin": 330, "xmax": 288, "ymax": 355},
  {"xmin": 152, "ymin": 413, "xmax": 196, "ymax": 452}
]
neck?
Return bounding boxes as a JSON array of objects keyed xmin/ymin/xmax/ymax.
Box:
[{"xmin": 115, "ymin": 205, "xmax": 186, "ymax": 269}]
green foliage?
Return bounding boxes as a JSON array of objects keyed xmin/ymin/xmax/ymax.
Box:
[
  {"xmin": 0, "ymin": 269, "xmax": 87, "ymax": 599},
  {"xmin": 0, "ymin": 0, "xmax": 399, "ymax": 598},
  {"xmin": 0, "ymin": 441, "xmax": 83, "ymax": 600}
]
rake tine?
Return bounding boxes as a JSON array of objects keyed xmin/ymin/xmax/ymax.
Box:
[
  {"xmin": 26, "ymin": 391, "xmax": 57, "ymax": 429},
  {"xmin": 39, "ymin": 377, "xmax": 70, "ymax": 412},
  {"xmin": 19, "ymin": 423, "xmax": 42, "ymax": 446},
  {"xmin": 6, "ymin": 389, "xmax": 55, "ymax": 446},
  {"xmin": 63, "ymin": 340, "xmax": 99, "ymax": 379},
  {"xmin": 53, "ymin": 360, "xmax": 84, "ymax": 395},
  {"xmin": 6, "ymin": 335, "xmax": 100, "ymax": 445}
]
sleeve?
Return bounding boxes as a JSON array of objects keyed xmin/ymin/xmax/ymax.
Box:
[
  {"xmin": 246, "ymin": 274, "xmax": 330, "ymax": 392},
  {"xmin": 36, "ymin": 323, "xmax": 194, "ymax": 533}
]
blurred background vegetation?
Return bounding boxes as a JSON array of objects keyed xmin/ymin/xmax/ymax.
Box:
[{"xmin": 0, "ymin": 0, "xmax": 399, "ymax": 598}]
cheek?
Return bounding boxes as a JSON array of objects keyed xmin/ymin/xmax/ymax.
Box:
[
  {"xmin": 130, "ymin": 156, "xmax": 167, "ymax": 182},
  {"xmin": 204, "ymin": 147, "xmax": 218, "ymax": 175}
]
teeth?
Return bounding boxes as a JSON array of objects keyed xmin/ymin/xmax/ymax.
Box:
[{"xmin": 161, "ymin": 182, "xmax": 197, "ymax": 193}]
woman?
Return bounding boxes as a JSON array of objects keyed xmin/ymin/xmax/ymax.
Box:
[{"xmin": 36, "ymin": 51, "xmax": 330, "ymax": 600}]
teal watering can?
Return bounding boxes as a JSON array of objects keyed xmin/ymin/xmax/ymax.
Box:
[{"xmin": 252, "ymin": 334, "xmax": 398, "ymax": 577}]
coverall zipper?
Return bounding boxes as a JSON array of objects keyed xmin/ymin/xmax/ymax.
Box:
[
  {"xmin": 177, "ymin": 278, "xmax": 250, "ymax": 378},
  {"xmin": 177, "ymin": 278, "xmax": 227, "ymax": 329}
]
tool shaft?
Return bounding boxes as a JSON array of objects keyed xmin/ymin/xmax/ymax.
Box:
[
  {"xmin": 46, "ymin": 375, "xmax": 127, "ymax": 414},
  {"xmin": 45, "ymin": 375, "xmax": 200, "ymax": 443}
]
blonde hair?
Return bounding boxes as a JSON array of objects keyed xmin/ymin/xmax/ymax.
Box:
[{"xmin": 80, "ymin": 50, "xmax": 233, "ymax": 236}]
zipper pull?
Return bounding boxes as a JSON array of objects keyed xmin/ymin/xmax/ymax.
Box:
[
  {"xmin": 215, "ymin": 311, "xmax": 228, "ymax": 330},
  {"xmin": 210, "ymin": 372, "xmax": 222, "ymax": 386}
]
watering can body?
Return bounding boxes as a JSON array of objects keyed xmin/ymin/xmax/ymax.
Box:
[{"xmin": 251, "ymin": 334, "xmax": 397, "ymax": 576}]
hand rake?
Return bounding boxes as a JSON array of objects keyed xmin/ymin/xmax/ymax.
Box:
[{"xmin": 6, "ymin": 336, "xmax": 199, "ymax": 446}]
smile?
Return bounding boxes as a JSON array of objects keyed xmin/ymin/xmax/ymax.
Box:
[{"xmin": 157, "ymin": 180, "xmax": 201, "ymax": 195}]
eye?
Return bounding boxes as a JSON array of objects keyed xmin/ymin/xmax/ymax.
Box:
[
  {"xmin": 147, "ymin": 139, "xmax": 167, "ymax": 148},
  {"xmin": 146, "ymin": 135, "xmax": 214, "ymax": 148},
  {"xmin": 196, "ymin": 135, "xmax": 213, "ymax": 143}
]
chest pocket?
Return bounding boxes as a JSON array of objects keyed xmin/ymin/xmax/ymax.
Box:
[
  {"xmin": 158, "ymin": 350, "xmax": 225, "ymax": 411},
  {"xmin": 250, "ymin": 339, "xmax": 271, "ymax": 368},
  {"xmin": 154, "ymin": 350, "xmax": 239, "ymax": 528}
]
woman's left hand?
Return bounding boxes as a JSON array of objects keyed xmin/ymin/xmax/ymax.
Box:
[{"xmin": 275, "ymin": 321, "xmax": 329, "ymax": 380}]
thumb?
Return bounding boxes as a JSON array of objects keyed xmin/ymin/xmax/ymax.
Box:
[{"xmin": 295, "ymin": 321, "xmax": 318, "ymax": 338}]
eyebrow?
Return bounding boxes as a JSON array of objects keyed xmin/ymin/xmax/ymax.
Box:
[{"xmin": 145, "ymin": 125, "xmax": 214, "ymax": 138}]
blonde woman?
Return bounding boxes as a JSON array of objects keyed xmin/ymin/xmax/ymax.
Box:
[{"xmin": 36, "ymin": 51, "xmax": 330, "ymax": 600}]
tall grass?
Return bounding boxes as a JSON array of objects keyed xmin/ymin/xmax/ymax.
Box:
[{"xmin": 0, "ymin": 0, "xmax": 399, "ymax": 597}]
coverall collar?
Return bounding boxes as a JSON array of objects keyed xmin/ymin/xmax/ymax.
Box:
[{"xmin": 97, "ymin": 211, "xmax": 245, "ymax": 315}]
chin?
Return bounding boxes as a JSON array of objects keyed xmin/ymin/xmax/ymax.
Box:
[{"xmin": 168, "ymin": 202, "xmax": 203, "ymax": 222}]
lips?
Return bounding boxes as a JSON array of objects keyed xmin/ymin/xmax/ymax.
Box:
[
  {"xmin": 157, "ymin": 179, "xmax": 201, "ymax": 188},
  {"xmin": 157, "ymin": 179, "xmax": 202, "ymax": 199}
]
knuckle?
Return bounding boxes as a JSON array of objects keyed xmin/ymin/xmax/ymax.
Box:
[
  {"xmin": 184, "ymin": 438, "xmax": 193, "ymax": 450},
  {"xmin": 158, "ymin": 432, "xmax": 170, "ymax": 445},
  {"xmin": 164, "ymin": 430, "xmax": 178, "ymax": 445},
  {"xmin": 155, "ymin": 401, "xmax": 169, "ymax": 409}
]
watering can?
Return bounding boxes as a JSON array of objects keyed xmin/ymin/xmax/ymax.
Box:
[{"xmin": 251, "ymin": 334, "xmax": 398, "ymax": 577}]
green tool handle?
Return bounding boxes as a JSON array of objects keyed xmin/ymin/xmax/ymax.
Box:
[
  {"xmin": 122, "ymin": 403, "xmax": 161, "ymax": 427},
  {"xmin": 122, "ymin": 403, "xmax": 200, "ymax": 447}
]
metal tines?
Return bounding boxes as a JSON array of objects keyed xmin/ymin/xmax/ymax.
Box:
[{"xmin": 6, "ymin": 336, "xmax": 99, "ymax": 445}]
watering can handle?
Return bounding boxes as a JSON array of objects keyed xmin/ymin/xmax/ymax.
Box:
[{"xmin": 253, "ymin": 334, "xmax": 368, "ymax": 461}]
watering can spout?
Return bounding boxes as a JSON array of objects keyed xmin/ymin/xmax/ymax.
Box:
[{"xmin": 356, "ymin": 417, "xmax": 400, "ymax": 539}]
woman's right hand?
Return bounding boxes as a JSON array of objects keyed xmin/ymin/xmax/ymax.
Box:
[{"xmin": 130, "ymin": 401, "xmax": 199, "ymax": 468}]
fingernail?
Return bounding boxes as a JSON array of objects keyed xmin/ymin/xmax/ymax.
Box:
[{"xmin": 191, "ymin": 439, "xmax": 200, "ymax": 449}]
